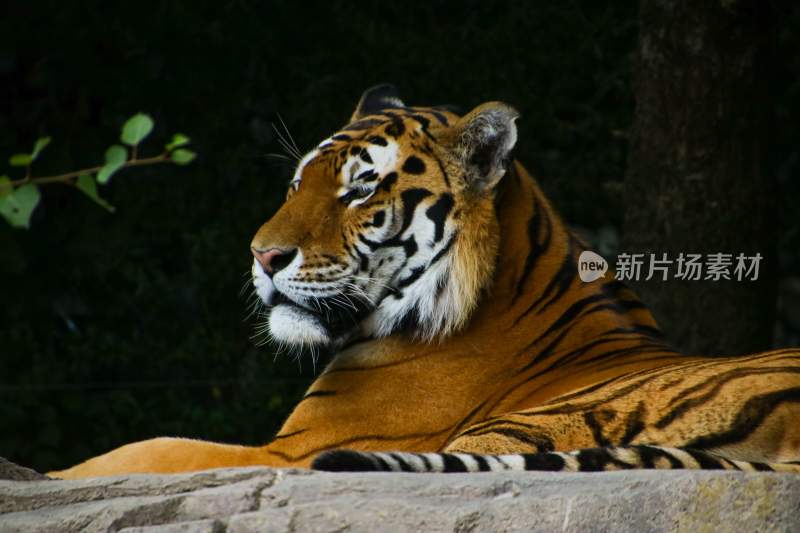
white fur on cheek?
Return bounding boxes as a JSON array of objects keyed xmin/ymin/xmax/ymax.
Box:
[{"xmin": 268, "ymin": 304, "xmax": 330, "ymax": 346}]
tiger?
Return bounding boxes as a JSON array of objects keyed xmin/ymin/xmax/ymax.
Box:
[{"xmin": 50, "ymin": 85, "xmax": 800, "ymax": 479}]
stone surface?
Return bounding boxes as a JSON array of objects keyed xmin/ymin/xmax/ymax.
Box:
[
  {"xmin": 0, "ymin": 458, "xmax": 49, "ymax": 482},
  {"xmin": 1, "ymin": 458, "xmax": 799, "ymax": 532}
]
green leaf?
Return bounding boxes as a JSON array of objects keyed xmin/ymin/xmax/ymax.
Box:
[
  {"xmin": 97, "ymin": 145, "xmax": 128, "ymax": 184},
  {"xmin": 121, "ymin": 113, "xmax": 154, "ymax": 146},
  {"xmin": 9, "ymin": 153, "xmax": 32, "ymax": 167},
  {"xmin": 0, "ymin": 183, "xmax": 40, "ymax": 228},
  {"xmin": 165, "ymin": 133, "xmax": 190, "ymax": 151},
  {"xmin": 0, "ymin": 176, "xmax": 11, "ymax": 198},
  {"xmin": 171, "ymin": 149, "xmax": 196, "ymax": 165},
  {"xmin": 31, "ymin": 136, "xmax": 52, "ymax": 161},
  {"xmin": 76, "ymin": 174, "xmax": 115, "ymax": 212}
]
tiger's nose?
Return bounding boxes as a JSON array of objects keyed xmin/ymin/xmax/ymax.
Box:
[{"xmin": 251, "ymin": 247, "xmax": 298, "ymax": 276}]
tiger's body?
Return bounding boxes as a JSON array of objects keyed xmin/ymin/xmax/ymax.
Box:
[{"xmin": 51, "ymin": 86, "xmax": 800, "ymax": 479}]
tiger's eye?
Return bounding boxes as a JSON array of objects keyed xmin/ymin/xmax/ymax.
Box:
[{"xmin": 340, "ymin": 186, "xmax": 373, "ymax": 205}]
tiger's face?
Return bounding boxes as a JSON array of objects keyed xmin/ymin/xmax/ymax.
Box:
[{"xmin": 251, "ymin": 85, "xmax": 518, "ymax": 349}]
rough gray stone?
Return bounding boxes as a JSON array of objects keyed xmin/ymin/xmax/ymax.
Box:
[
  {"xmin": 1, "ymin": 457, "xmax": 799, "ymax": 533},
  {"xmin": 0, "ymin": 458, "xmax": 49, "ymax": 482}
]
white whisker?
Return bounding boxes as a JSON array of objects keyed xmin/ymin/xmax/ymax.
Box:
[
  {"xmin": 277, "ymin": 113, "xmax": 303, "ymax": 159},
  {"xmin": 272, "ymin": 121, "xmax": 302, "ymax": 161}
]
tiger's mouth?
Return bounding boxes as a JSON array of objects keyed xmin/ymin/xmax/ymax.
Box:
[{"xmin": 268, "ymin": 288, "xmax": 373, "ymax": 346}]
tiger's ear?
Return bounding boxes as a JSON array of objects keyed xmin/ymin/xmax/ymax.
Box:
[
  {"xmin": 351, "ymin": 84, "xmax": 405, "ymax": 122},
  {"xmin": 447, "ymin": 102, "xmax": 519, "ymax": 192}
]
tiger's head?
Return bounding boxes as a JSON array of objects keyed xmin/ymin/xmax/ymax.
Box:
[{"xmin": 251, "ymin": 85, "xmax": 518, "ymax": 349}]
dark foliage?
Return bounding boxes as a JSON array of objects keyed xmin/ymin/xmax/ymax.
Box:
[{"xmin": 0, "ymin": 1, "xmax": 797, "ymax": 472}]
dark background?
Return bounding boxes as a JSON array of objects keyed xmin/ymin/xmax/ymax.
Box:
[{"xmin": 1, "ymin": 1, "xmax": 798, "ymax": 472}]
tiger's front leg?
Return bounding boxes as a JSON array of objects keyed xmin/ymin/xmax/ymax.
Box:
[{"xmin": 47, "ymin": 437, "xmax": 296, "ymax": 479}]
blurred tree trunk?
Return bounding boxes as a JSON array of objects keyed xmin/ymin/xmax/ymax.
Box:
[{"xmin": 623, "ymin": 0, "xmax": 777, "ymax": 355}]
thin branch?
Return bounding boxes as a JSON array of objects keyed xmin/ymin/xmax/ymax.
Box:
[{"xmin": 1, "ymin": 153, "xmax": 170, "ymax": 190}]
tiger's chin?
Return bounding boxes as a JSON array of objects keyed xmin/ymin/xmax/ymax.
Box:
[{"xmin": 268, "ymin": 304, "xmax": 333, "ymax": 348}]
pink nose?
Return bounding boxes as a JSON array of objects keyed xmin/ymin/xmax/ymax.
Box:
[{"xmin": 251, "ymin": 247, "xmax": 296, "ymax": 275}]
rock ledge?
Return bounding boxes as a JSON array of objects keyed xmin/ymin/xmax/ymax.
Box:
[{"xmin": 1, "ymin": 459, "xmax": 799, "ymax": 532}]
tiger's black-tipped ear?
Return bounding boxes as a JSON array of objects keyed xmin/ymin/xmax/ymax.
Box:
[
  {"xmin": 351, "ymin": 84, "xmax": 405, "ymax": 121},
  {"xmin": 448, "ymin": 102, "xmax": 519, "ymax": 192}
]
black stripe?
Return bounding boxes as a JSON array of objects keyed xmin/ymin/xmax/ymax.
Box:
[
  {"xmin": 416, "ymin": 453, "xmax": 433, "ymax": 471},
  {"xmin": 374, "ymin": 455, "xmax": 395, "ymax": 471},
  {"xmin": 636, "ymin": 445, "xmax": 684, "ymax": 469},
  {"xmin": 397, "ymin": 189, "xmax": 433, "ymax": 236},
  {"xmin": 312, "ymin": 450, "xmax": 379, "ymax": 472},
  {"xmin": 575, "ymin": 448, "xmax": 631, "ymax": 471},
  {"xmin": 620, "ymin": 402, "xmax": 647, "ymax": 445},
  {"xmin": 425, "ymin": 193, "xmax": 454, "ymax": 243},
  {"xmin": 513, "ymin": 196, "xmax": 551, "ymax": 303},
  {"xmin": 385, "ymin": 118, "xmax": 405, "ymax": 137},
  {"xmin": 441, "ymin": 453, "xmax": 469, "ymax": 472},
  {"xmin": 513, "ymin": 238, "xmax": 576, "ymax": 327},
  {"xmin": 476, "ymin": 426, "xmax": 554, "ymax": 452},
  {"xmin": 429, "ymin": 233, "xmax": 456, "ymax": 266},
  {"xmin": 409, "ymin": 114, "xmax": 435, "ymax": 140},
  {"xmin": 718, "ymin": 458, "xmax": 742, "ymax": 471},
  {"xmin": 445, "ymin": 396, "xmax": 492, "ymax": 441},
  {"xmin": 574, "ymin": 341, "xmax": 671, "ymax": 367},
  {"xmin": 683, "ymin": 448, "xmax": 725, "ymax": 470},
  {"xmin": 431, "ymin": 152, "xmax": 451, "ymax": 187},
  {"xmin": 536, "ymin": 293, "xmax": 611, "ymax": 341},
  {"xmin": 389, "ymin": 453, "xmax": 415, "ymax": 472},
  {"xmin": 364, "ymin": 211, "xmax": 385, "ymax": 229},
  {"xmin": 583, "ymin": 412, "xmax": 612, "ymax": 446},
  {"xmin": 457, "ymin": 418, "xmax": 541, "ymax": 438},
  {"xmin": 428, "ymin": 109, "xmax": 450, "ymax": 125},
  {"xmin": 358, "ymin": 233, "xmax": 380, "ymax": 251},
  {"xmin": 471, "ymin": 454, "xmax": 491, "ymax": 472},
  {"xmin": 356, "ymin": 169, "xmax": 378, "ymax": 182},
  {"xmin": 375, "ymin": 171, "xmax": 398, "ymax": 193},
  {"xmin": 367, "ymin": 135, "xmax": 388, "ymax": 146},
  {"xmin": 514, "ymin": 323, "xmax": 578, "ymax": 376},
  {"xmin": 410, "ymin": 114, "xmax": 430, "ymax": 129},
  {"xmin": 523, "ymin": 452, "xmax": 566, "ymax": 471},
  {"xmin": 536, "ymin": 238, "xmax": 579, "ymax": 313},
  {"xmin": 398, "ymin": 266, "xmax": 425, "ymax": 288}
]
